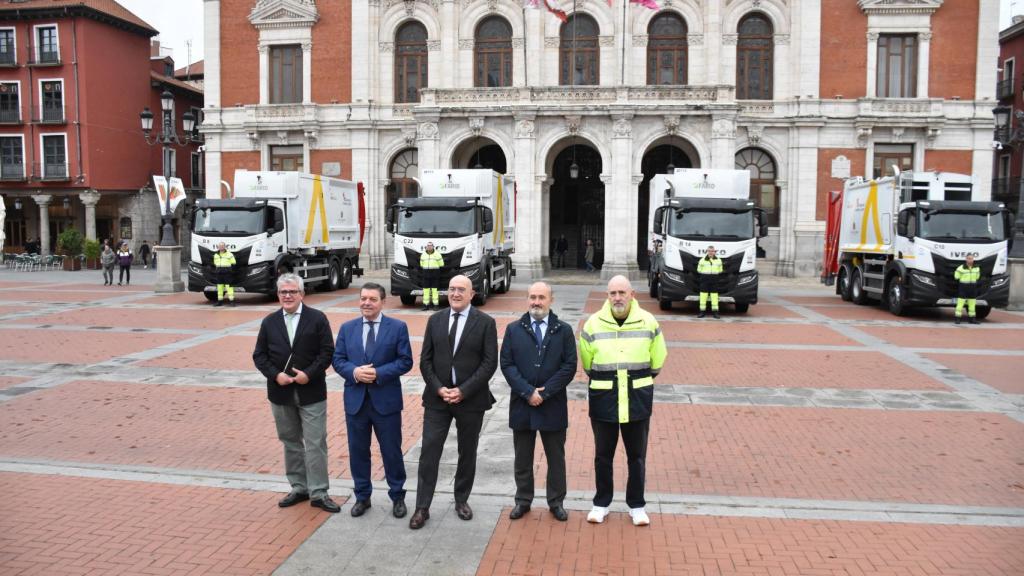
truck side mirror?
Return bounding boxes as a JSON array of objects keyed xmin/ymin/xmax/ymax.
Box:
[
  {"xmin": 759, "ymin": 223, "xmax": 769, "ymax": 238},
  {"xmin": 652, "ymin": 207, "xmax": 667, "ymax": 235},
  {"xmin": 897, "ymin": 211, "xmax": 909, "ymax": 237},
  {"xmin": 385, "ymin": 206, "xmax": 395, "ymax": 234},
  {"xmin": 481, "ymin": 207, "xmax": 494, "ymax": 235}
]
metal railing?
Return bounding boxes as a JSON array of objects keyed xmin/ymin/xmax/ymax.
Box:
[
  {"xmin": 32, "ymin": 162, "xmax": 68, "ymax": 180},
  {"xmin": 997, "ymin": 78, "xmax": 1015, "ymax": 101},
  {"xmin": 992, "ymin": 177, "xmax": 1022, "ymax": 204},
  {"xmin": 32, "ymin": 104, "xmax": 64, "ymax": 123},
  {"xmin": 28, "ymin": 51, "xmax": 60, "ymax": 65},
  {"xmin": 0, "ymin": 163, "xmax": 25, "ymax": 180},
  {"xmin": 0, "ymin": 105, "xmax": 20, "ymax": 123},
  {"xmin": 0, "ymin": 51, "xmax": 14, "ymax": 66}
]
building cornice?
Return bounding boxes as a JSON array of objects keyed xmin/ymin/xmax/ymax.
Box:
[
  {"xmin": 857, "ymin": 0, "xmax": 943, "ymax": 17},
  {"xmin": 249, "ymin": 0, "xmax": 318, "ymax": 31}
]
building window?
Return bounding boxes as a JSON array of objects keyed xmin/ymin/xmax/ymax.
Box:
[
  {"xmin": 163, "ymin": 148, "xmax": 176, "ymax": 178},
  {"xmin": 395, "ymin": 21, "xmax": 428, "ymax": 103},
  {"xmin": 4, "ymin": 217, "xmax": 26, "ymax": 249},
  {"xmin": 0, "ymin": 82, "xmax": 19, "ymax": 123},
  {"xmin": 0, "ymin": 29, "xmax": 15, "ymax": 66},
  {"xmin": 998, "ymin": 58, "xmax": 1015, "ymax": 100},
  {"xmin": 35, "ymin": 25, "xmax": 59, "ymax": 64},
  {"xmin": 120, "ymin": 217, "xmax": 132, "ymax": 240},
  {"xmin": 191, "ymin": 151, "xmax": 203, "ymax": 188},
  {"xmin": 647, "ymin": 13, "xmax": 687, "ymax": 85},
  {"xmin": 270, "ymin": 45, "xmax": 302, "ymax": 104},
  {"xmin": 40, "ymin": 80, "xmax": 63, "ymax": 123},
  {"xmin": 876, "ymin": 35, "xmax": 917, "ymax": 98},
  {"xmin": 873, "ymin": 143, "xmax": 913, "ymax": 178},
  {"xmin": 388, "ymin": 149, "xmax": 418, "ymax": 207},
  {"xmin": 736, "ymin": 13, "xmax": 773, "ymax": 100},
  {"xmin": 560, "ymin": 14, "xmax": 599, "ymax": 86},
  {"xmin": 0, "ymin": 135, "xmax": 24, "ymax": 180},
  {"xmin": 474, "ymin": 16, "xmax": 513, "ymax": 87},
  {"xmin": 189, "ymin": 106, "xmax": 203, "ymax": 140},
  {"xmin": 41, "ymin": 134, "xmax": 66, "ymax": 179},
  {"xmin": 735, "ymin": 148, "xmax": 778, "ymax": 227},
  {"xmin": 271, "ymin": 145, "xmax": 303, "ymax": 171}
]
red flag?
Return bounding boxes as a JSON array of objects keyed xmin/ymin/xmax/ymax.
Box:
[
  {"xmin": 542, "ymin": 0, "xmax": 568, "ymax": 22},
  {"xmin": 630, "ymin": 0, "xmax": 660, "ymax": 9}
]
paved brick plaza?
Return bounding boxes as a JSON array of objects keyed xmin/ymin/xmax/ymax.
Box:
[{"xmin": 0, "ymin": 269, "xmax": 1022, "ymax": 575}]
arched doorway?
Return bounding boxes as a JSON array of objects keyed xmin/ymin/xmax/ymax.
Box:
[
  {"xmin": 549, "ymin": 142, "xmax": 603, "ymax": 270},
  {"xmin": 637, "ymin": 141, "xmax": 696, "ymax": 270},
  {"xmin": 452, "ymin": 138, "xmax": 507, "ymax": 173},
  {"xmin": 387, "ymin": 148, "xmax": 418, "ymax": 207}
]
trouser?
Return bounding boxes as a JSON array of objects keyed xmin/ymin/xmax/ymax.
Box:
[
  {"xmin": 513, "ymin": 428, "xmax": 567, "ymax": 508},
  {"xmin": 423, "ymin": 287, "xmax": 439, "ymax": 306},
  {"xmin": 142, "ymin": 253, "xmax": 149, "ymax": 266},
  {"xmin": 103, "ymin": 266, "xmax": 114, "ymax": 284},
  {"xmin": 699, "ymin": 291, "xmax": 719, "ymax": 311},
  {"xmin": 217, "ymin": 284, "xmax": 235, "ymax": 301},
  {"xmin": 591, "ymin": 418, "xmax": 650, "ymax": 509},
  {"xmin": 346, "ymin": 398, "xmax": 406, "ymax": 502},
  {"xmin": 271, "ymin": 399, "xmax": 329, "ymax": 500},
  {"xmin": 422, "ymin": 270, "xmax": 440, "ymax": 306},
  {"xmin": 955, "ymin": 297, "xmax": 976, "ymax": 318},
  {"xmin": 118, "ymin": 265, "xmax": 130, "ymax": 284},
  {"xmin": 555, "ymin": 252, "xmax": 566, "ymax": 268},
  {"xmin": 415, "ymin": 406, "xmax": 485, "ymax": 510}
]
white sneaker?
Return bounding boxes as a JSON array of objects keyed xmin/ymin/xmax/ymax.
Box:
[
  {"xmin": 586, "ymin": 506, "xmax": 609, "ymax": 524},
  {"xmin": 629, "ymin": 507, "xmax": 650, "ymax": 526}
]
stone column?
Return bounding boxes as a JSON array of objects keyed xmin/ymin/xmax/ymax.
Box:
[
  {"xmin": 710, "ymin": 114, "xmax": 736, "ymax": 169},
  {"xmin": 512, "ymin": 115, "xmax": 543, "ymax": 279},
  {"xmin": 374, "ymin": 179, "xmax": 392, "ymax": 270},
  {"xmin": 602, "ymin": 114, "xmax": 640, "ymax": 280},
  {"xmin": 415, "ymin": 120, "xmax": 440, "ymax": 171},
  {"xmin": 538, "ymin": 175, "xmax": 553, "ymax": 272},
  {"xmin": 774, "ymin": 179, "xmax": 795, "ymax": 277},
  {"xmin": 79, "ymin": 190, "xmax": 100, "ymax": 241},
  {"xmin": 31, "ymin": 194, "xmax": 52, "ymax": 255}
]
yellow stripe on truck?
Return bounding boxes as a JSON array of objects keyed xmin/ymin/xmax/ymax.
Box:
[
  {"xmin": 858, "ymin": 181, "xmax": 883, "ymax": 248},
  {"xmin": 304, "ymin": 175, "xmax": 329, "ymax": 245}
]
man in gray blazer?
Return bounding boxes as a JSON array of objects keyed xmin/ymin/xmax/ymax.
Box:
[{"xmin": 409, "ymin": 275, "xmax": 498, "ymax": 529}]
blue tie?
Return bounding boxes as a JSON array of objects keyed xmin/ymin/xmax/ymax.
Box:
[
  {"xmin": 533, "ymin": 320, "xmax": 543, "ymax": 350},
  {"xmin": 365, "ymin": 321, "xmax": 376, "ymax": 361}
]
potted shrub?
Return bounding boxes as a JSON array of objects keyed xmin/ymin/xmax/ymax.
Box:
[
  {"xmin": 83, "ymin": 239, "xmax": 101, "ymax": 269},
  {"xmin": 57, "ymin": 228, "xmax": 84, "ymax": 271}
]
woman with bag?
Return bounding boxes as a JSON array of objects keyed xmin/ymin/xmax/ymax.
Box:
[{"xmin": 116, "ymin": 242, "xmax": 133, "ymax": 286}]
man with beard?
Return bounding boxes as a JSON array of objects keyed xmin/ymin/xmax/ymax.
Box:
[
  {"xmin": 580, "ymin": 275, "xmax": 666, "ymax": 527},
  {"xmin": 500, "ymin": 282, "xmax": 576, "ymax": 522}
]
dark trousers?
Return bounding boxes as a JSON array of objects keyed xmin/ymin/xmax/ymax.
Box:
[
  {"xmin": 591, "ymin": 418, "xmax": 650, "ymax": 508},
  {"xmin": 118, "ymin": 265, "xmax": 130, "ymax": 284},
  {"xmin": 415, "ymin": 406, "xmax": 484, "ymax": 510},
  {"xmin": 346, "ymin": 398, "xmax": 406, "ymax": 502},
  {"xmin": 513, "ymin": 428, "xmax": 567, "ymax": 507}
]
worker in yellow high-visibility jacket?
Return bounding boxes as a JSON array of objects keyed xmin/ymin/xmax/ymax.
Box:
[
  {"xmin": 419, "ymin": 242, "xmax": 444, "ymax": 311},
  {"xmin": 954, "ymin": 254, "xmax": 981, "ymax": 325},
  {"xmin": 696, "ymin": 245, "xmax": 724, "ymax": 319},
  {"xmin": 213, "ymin": 242, "xmax": 237, "ymax": 307},
  {"xmin": 579, "ymin": 275, "xmax": 666, "ymax": 528}
]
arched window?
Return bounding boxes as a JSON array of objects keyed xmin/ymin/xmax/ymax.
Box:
[
  {"xmin": 736, "ymin": 13, "xmax": 773, "ymax": 100},
  {"xmin": 559, "ymin": 14, "xmax": 599, "ymax": 86},
  {"xmin": 647, "ymin": 13, "xmax": 687, "ymax": 85},
  {"xmin": 474, "ymin": 17, "xmax": 513, "ymax": 87},
  {"xmin": 394, "ymin": 21, "xmax": 428, "ymax": 103},
  {"xmin": 388, "ymin": 149, "xmax": 419, "ymax": 207},
  {"xmin": 735, "ymin": 148, "xmax": 778, "ymax": 226}
]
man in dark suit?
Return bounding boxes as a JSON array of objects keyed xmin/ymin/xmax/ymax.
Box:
[
  {"xmin": 333, "ymin": 282, "xmax": 414, "ymax": 519},
  {"xmin": 252, "ymin": 273, "xmax": 340, "ymax": 513},
  {"xmin": 409, "ymin": 274, "xmax": 498, "ymax": 529},
  {"xmin": 500, "ymin": 282, "xmax": 576, "ymax": 522}
]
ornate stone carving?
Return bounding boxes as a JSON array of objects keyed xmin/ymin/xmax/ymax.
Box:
[
  {"xmin": 249, "ymin": 0, "xmax": 319, "ymax": 30},
  {"xmin": 722, "ymin": 34, "xmax": 738, "ymax": 45},
  {"xmin": 612, "ymin": 117, "xmax": 632, "ymax": 138},
  {"xmin": 301, "ymin": 41, "xmax": 312, "ymax": 52},
  {"xmin": 746, "ymin": 124, "xmax": 764, "ymax": 145},
  {"xmin": 515, "ymin": 118, "xmax": 535, "ymax": 138},
  {"xmin": 511, "ymin": 38, "xmax": 524, "ymax": 49},
  {"xmin": 632, "ymin": 34, "xmax": 648, "ymax": 47},
  {"xmin": 417, "ymin": 121, "xmax": 439, "ymax": 140},
  {"xmin": 379, "ymin": 42, "xmax": 395, "ymax": 53},
  {"xmin": 565, "ymin": 115, "xmax": 581, "ymax": 136},
  {"xmin": 402, "ymin": 126, "xmax": 418, "ymax": 146},
  {"xmin": 544, "ymin": 37, "xmax": 560, "ymax": 48},
  {"xmin": 468, "ymin": 116, "xmax": 485, "ymax": 136},
  {"xmin": 774, "ymin": 34, "xmax": 790, "ymax": 46},
  {"xmin": 663, "ymin": 115, "xmax": 680, "ymax": 135},
  {"xmin": 687, "ymin": 34, "xmax": 704, "ymax": 46},
  {"xmin": 304, "ymin": 129, "xmax": 318, "ymax": 149},
  {"xmin": 891, "ymin": 127, "xmax": 904, "ymax": 142},
  {"xmin": 458, "ymin": 39, "xmax": 474, "ymax": 50},
  {"xmin": 426, "ymin": 40, "xmax": 441, "ymax": 51},
  {"xmin": 856, "ymin": 125, "xmax": 873, "ymax": 147},
  {"xmin": 926, "ymin": 126, "xmax": 942, "ymax": 146},
  {"xmin": 711, "ymin": 118, "xmax": 735, "ymax": 139},
  {"xmin": 486, "ymin": 0, "xmax": 498, "ymax": 11},
  {"xmin": 858, "ymin": 0, "xmax": 944, "ymax": 16},
  {"xmin": 867, "ymin": 31, "xmax": 879, "ymax": 41},
  {"xmin": 599, "ymin": 35, "xmax": 615, "ymax": 47},
  {"xmin": 919, "ymin": 31, "xmax": 932, "ymax": 42},
  {"xmin": 257, "ymin": 43, "xmax": 269, "ymax": 54},
  {"xmin": 248, "ymin": 131, "xmax": 260, "ymax": 150},
  {"xmin": 631, "ymin": 174, "xmax": 644, "ymax": 186},
  {"xmin": 276, "ymin": 130, "xmax": 290, "ymax": 144}
]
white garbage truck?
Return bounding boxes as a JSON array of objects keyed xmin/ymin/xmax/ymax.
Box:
[
  {"xmin": 188, "ymin": 170, "xmax": 364, "ymax": 299},
  {"xmin": 385, "ymin": 169, "xmax": 515, "ymax": 306},
  {"xmin": 822, "ymin": 170, "xmax": 1011, "ymax": 317},
  {"xmin": 647, "ymin": 168, "xmax": 768, "ymax": 312}
]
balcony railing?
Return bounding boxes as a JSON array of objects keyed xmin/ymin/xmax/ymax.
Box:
[
  {"xmin": 32, "ymin": 104, "xmax": 64, "ymax": 124},
  {"xmin": 0, "ymin": 105, "xmax": 21, "ymax": 123},
  {"xmin": 33, "ymin": 162, "xmax": 69, "ymax": 180},
  {"xmin": 997, "ymin": 78, "xmax": 1015, "ymax": 101},
  {"xmin": 27, "ymin": 51, "xmax": 60, "ymax": 66},
  {"xmin": 0, "ymin": 51, "xmax": 15, "ymax": 67},
  {"xmin": 0, "ymin": 163, "xmax": 26, "ymax": 181}
]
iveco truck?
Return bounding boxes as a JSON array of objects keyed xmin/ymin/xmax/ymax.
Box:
[
  {"xmin": 647, "ymin": 168, "xmax": 767, "ymax": 312},
  {"xmin": 188, "ymin": 170, "xmax": 364, "ymax": 299},
  {"xmin": 386, "ymin": 169, "xmax": 515, "ymax": 306}
]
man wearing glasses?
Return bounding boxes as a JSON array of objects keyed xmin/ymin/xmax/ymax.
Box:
[{"xmin": 253, "ymin": 274, "xmax": 341, "ymax": 513}]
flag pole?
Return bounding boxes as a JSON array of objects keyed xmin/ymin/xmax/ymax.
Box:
[{"xmin": 620, "ymin": 0, "xmax": 627, "ymax": 84}]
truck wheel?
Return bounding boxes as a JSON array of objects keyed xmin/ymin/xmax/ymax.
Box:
[
  {"xmin": 339, "ymin": 259, "xmax": 353, "ymax": 289},
  {"xmin": 975, "ymin": 305, "xmax": 992, "ymax": 320},
  {"xmin": 493, "ymin": 263, "xmax": 511, "ymax": 294},
  {"xmin": 326, "ymin": 259, "xmax": 342, "ymax": 292},
  {"xmin": 203, "ymin": 291, "xmax": 218, "ymax": 302},
  {"xmin": 734, "ymin": 302, "xmax": 750, "ymax": 313},
  {"xmin": 838, "ymin": 267, "xmax": 853, "ymax": 301},
  {"xmin": 887, "ymin": 276, "xmax": 907, "ymax": 316},
  {"xmin": 851, "ymin": 269, "xmax": 868, "ymax": 305},
  {"xmin": 657, "ymin": 285, "xmax": 672, "ymax": 311},
  {"xmin": 400, "ymin": 295, "xmax": 416, "ymax": 306},
  {"xmin": 649, "ymin": 274, "xmax": 659, "ymax": 298},
  {"xmin": 472, "ymin": 277, "xmax": 489, "ymax": 306}
]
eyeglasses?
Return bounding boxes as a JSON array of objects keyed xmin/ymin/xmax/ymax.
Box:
[{"xmin": 278, "ymin": 290, "xmax": 300, "ymax": 296}]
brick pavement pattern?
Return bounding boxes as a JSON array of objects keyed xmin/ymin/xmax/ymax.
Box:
[{"xmin": 923, "ymin": 354, "xmax": 1024, "ymax": 395}]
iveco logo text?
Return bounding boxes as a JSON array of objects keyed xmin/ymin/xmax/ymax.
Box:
[
  {"xmin": 950, "ymin": 251, "xmax": 979, "ymax": 258},
  {"xmin": 698, "ymin": 248, "xmax": 726, "ymax": 256}
]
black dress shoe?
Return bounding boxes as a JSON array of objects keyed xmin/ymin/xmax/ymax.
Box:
[
  {"xmin": 455, "ymin": 501, "xmax": 473, "ymax": 521},
  {"xmin": 393, "ymin": 499, "xmax": 407, "ymax": 518},
  {"xmin": 550, "ymin": 506, "xmax": 569, "ymax": 522},
  {"xmin": 697, "ymin": 311, "xmax": 706, "ymax": 318},
  {"xmin": 713, "ymin": 312, "xmax": 721, "ymax": 319},
  {"xmin": 350, "ymin": 499, "xmax": 371, "ymax": 517},
  {"xmin": 509, "ymin": 504, "xmax": 530, "ymax": 520},
  {"xmin": 409, "ymin": 507, "xmax": 429, "ymax": 529},
  {"xmin": 422, "ymin": 305, "xmax": 430, "ymax": 311},
  {"xmin": 311, "ymin": 496, "xmax": 341, "ymax": 513},
  {"xmin": 278, "ymin": 492, "xmax": 310, "ymax": 508}
]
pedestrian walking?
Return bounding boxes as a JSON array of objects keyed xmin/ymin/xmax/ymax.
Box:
[
  {"xmin": 419, "ymin": 242, "xmax": 443, "ymax": 311},
  {"xmin": 954, "ymin": 254, "xmax": 981, "ymax": 325},
  {"xmin": 252, "ymin": 273, "xmax": 340, "ymax": 514},
  {"xmin": 584, "ymin": 239, "xmax": 595, "ymax": 272},
  {"xmin": 213, "ymin": 242, "xmax": 237, "ymax": 307},
  {"xmin": 580, "ymin": 275, "xmax": 667, "ymax": 527},
  {"xmin": 332, "ymin": 283, "xmax": 414, "ymax": 519},
  {"xmin": 501, "ymin": 282, "xmax": 576, "ymax": 522},
  {"xmin": 697, "ymin": 245, "xmax": 724, "ymax": 319},
  {"xmin": 116, "ymin": 242, "xmax": 133, "ymax": 285},
  {"xmin": 409, "ymin": 274, "xmax": 498, "ymax": 530},
  {"xmin": 555, "ymin": 235, "xmax": 568, "ymax": 268},
  {"xmin": 100, "ymin": 243, "xmax": 116, "ymax": 285},
  {"xmin": 140, "ymin": 240, "xmax": 151, "ymax": 269}
]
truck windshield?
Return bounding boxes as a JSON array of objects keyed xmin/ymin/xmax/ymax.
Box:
[
  {"xmin": 192, "ymin": 208, "xmax": 266, "ymax": 236},
  {"xmin": 919, "ymin": 211, "xmax": 1007, "ymax": 243},
  {"xmin": 668, "ymin": 210, "xmax": 754, "ymax": 240},
  {"xmin": 396, "ymin": 208, "xmax": 476, "ymax": 237}
]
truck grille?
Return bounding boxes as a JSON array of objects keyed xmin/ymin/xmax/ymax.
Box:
[
  {"xmin": 196, "ymin": 245, "xmax": 252, "ymax": 282},
  {"xmin": 929, "ymin": 253, "xmax": 996, "ymax": 296},
  {"xmin": 402, "ymin": 247, "xmax": 465, "ymax": 285},
  {"xmin": 678, "ymin": 251, "xmax": 745, "ymax": 291}
]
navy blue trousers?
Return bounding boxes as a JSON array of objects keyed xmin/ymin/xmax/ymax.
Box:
[{"xmin": 346, "ymin": 398, "xmax": 407, "ymax": 502}]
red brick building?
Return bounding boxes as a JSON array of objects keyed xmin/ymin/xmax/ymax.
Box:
[
  {"xmin": 0, "ymin": 0, "xmax": 203, "ymax": 256},
  {"xmin": 995, "ymin": 16, "xmax": 1024, "ymax": 218}
]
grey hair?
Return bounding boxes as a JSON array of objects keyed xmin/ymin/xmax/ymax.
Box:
[{"xmin": 277, "ymin": 273, "xmax": 304, "ymax": 293}]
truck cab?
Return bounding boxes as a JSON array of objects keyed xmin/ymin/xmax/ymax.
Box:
[{"xmin": 188, "ymin": 198, "xmax": 285, "ymax": 297}]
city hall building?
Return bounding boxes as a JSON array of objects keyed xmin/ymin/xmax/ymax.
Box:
[{"xmin": 201, "ymin": 0, "xmax": 999, "ymax": 278}]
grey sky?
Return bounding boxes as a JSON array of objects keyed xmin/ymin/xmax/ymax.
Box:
[{"xmin": 117, "ymin": 0, "xmax": 204, "ymax": 68}]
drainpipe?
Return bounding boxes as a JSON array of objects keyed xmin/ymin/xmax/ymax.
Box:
[{"xmin": 71, "ymin": 15, "xmax": 83, "ymax": 182}]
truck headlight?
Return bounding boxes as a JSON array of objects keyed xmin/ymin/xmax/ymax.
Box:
[
  {"xmin": 247, "ymin": 263, "xmax": 268, "ymax": 277},
  {"xmin": 737, "ymin": 273, "xmax": 756, "ymax": 286},
  {"xmin": 188, "ymin": 262, "xmax": 201, "ymax": 274},
  {"xmin": 914, "ymin": 273, "xmax": 935, "ymax": 287},
  {"xmin": 463, "ymin": 267, "xmax": 480, "ymax": 278},
  {"xmin": 992, "ymin": 276, "xmax": 1009, "ymax": 288},
  {"xmin": 663, "ymin": 271, "xmax": 684, "ymax": 284},
  {"xmin": 393, "ymin": 267, "xmax": 409, "ymax": 279}
]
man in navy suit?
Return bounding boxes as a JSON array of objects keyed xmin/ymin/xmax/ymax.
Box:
[{"xmin": 333, "ymin": 282, "xmax": 414, "ymax": 519}]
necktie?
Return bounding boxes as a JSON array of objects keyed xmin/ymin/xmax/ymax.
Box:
[
  {"xmin": 533, "ymin": 320, "xmax": 543, "ymax": 350},
  {"xmin": 285, "ymin": 313, "xmax": 296, "ymax": 344},
  {"xmin": 365, "ymin": 321, "xmax": 376, "ymax": 360},
  {"xmin": 449, "ymin": 312, "xmax": 460, "ymax": 353}
]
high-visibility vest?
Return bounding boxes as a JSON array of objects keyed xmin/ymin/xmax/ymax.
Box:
[
  {"xmin": 213, "ymin": 251, "xmax": 236, "ymax": 268},
  {"xmin": 420, "ymin": 250, "xmax": 443, "ymax": 269},
  {"xmin": 954, "ymin": 264, "xmax": 979, "ymax": 284},
  {"xmin": 697, "ymin": 256, "xmax": 723, "ymax": 275},
  {"xmin": 579, "ymin": 299, "xmax": 667, "ymax": 424}
]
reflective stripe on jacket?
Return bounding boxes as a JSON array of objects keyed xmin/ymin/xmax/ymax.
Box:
[
  {"xmin": 213, "ymin": 251, "xmax": 236, "ymax": 268},
  {"xmin": 579, "ymin": 298, "xmax": 667, "ymax": 424},
  {"xmin": 697, "ymin": 256, "xmax": 723, "ymax": 275},
  {"xmin": 420, "ymin": 251, "xmax": 443, "ymax": 269},
  {"xmin": 954, "ymin": 264, "xmax": 979, "ymax": 284}
]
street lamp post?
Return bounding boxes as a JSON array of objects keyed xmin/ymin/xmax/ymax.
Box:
[{"xmin": 139, "ymin": 89, "xmax": 197, "ymax": 292}]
